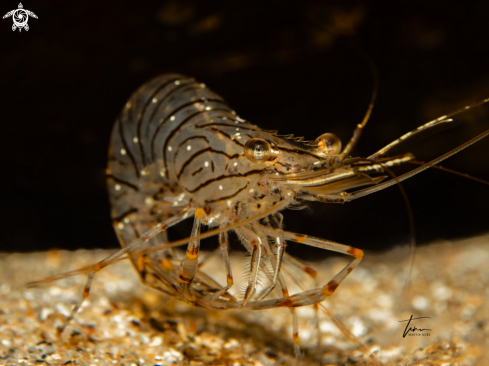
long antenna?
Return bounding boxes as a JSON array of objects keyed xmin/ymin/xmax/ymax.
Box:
[
  {"xmin": 344, "ymin": 127, "xmax": 489, "ymax": 202},
  {"xmin": 353, "ymin": 158, "xmax": 416, "ymax": 293},
  {"xmin": 338, "ymin": 49, "xmax": 379, "ymax": 161},
  {"xmin": 408, "ymin": 160, "xmax": 489, "ymax": 186}
]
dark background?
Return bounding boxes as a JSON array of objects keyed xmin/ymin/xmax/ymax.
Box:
[{"xmin": 1, "ymin": 0, "xmax": 489, "ymax": 258}]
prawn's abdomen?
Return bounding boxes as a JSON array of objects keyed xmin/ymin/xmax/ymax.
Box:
[{"xmin": 107, "ymin": 74, "xmax": 265, "ymax": 246}]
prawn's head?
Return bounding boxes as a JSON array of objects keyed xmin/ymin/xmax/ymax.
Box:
[
  {"xmin": 243, "ymin": 133, "xmax": 342, "ymax": 162},
  {"xmin": 241, "ymin": 130, "xmax": 386, "ymax": 204}
]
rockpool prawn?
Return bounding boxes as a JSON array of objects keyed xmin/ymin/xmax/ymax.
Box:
[{"xmin": 28, "ymin": 73, "xmax": 489, "ymax": 363}]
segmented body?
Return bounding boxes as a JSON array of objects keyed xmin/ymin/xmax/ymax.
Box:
[
  {"xmin": 106, "ymin": 73, "xmax": 371, "ymax": 309},
  {"xmin": 103, "ymin": 73, "xmax": 489, "ymax": 360}
]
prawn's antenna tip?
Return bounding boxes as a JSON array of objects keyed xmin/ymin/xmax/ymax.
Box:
[{"xmin": 338, "ymin": 45, "xmax": 379, "ymax": 160}]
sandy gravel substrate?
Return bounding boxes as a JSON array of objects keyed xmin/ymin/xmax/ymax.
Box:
[{"xmin": 1, "ymin": 234, "xmax": 488, "ymax": 365}]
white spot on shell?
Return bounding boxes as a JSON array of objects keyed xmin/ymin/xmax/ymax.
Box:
[
  {"xmin": 187, "ymin": 145, "xmax": 191, "ymax": 151},
  {"xmin": 120, "ymin": 149, "xmax": 126, "ymax": 155},
  {"xmin": 205, "ymin": 106, "xmax": 211, "ymax": 111},
  {"xmin": 141, "ymin": 169, "xmax": 148, "ymax": 176},
  {"xmin": 249, "ymin": 188, "xmax": 254, "ymax": 193},
  {"xmin": 125, "ymin": 102, "xmax": 131, "ymax": 109},
  {"xmin": 227, "ymin": 200, "xmax": 232, "ymax": 207},
  {"xmin": 168, "ymin": 146, "xmax": 172, "ymax": 151},
  {"xmin": 170, "ymin": 115, "xmax": 175, "ymax": 121},
  {"xmin": 219, "ymin": 185, "xmax": 223, "ymax": 190},
  {"xmin": 115, "ymin": 184, "xmax": 121, "ymax": 191},
  {"xmin": 174, "ymin": 80, "xmax": 181, "ymax": 85},
  {"xmin": 145, "ymin": 196, "xmax": 154, "ymax": 206},
  {"xmin": 200, "ymin": 83, "xmax": 206, "ymax": 88},
  {"xmin": 117, "ymin": 222, "xmax": 124, "ymax": 229},
  {"xmin": 204, "ymin": 161, "xmax": 209, "ymax": 167},
  {"xmin": 152, "ymin": 98, "xmax": 158, "ymax": 103},
  {"xmin": 123, "ymin": 217, "xmax": 130, "ymax": 224},
  {"xmin": 133, "ymin": 136, "xmax": 139, "ymax": 143},
  {"xmin": 233, "ymin": 162, "xmax": 238, "ymax": 166}
]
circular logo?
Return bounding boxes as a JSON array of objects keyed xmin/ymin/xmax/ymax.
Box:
[{"xmin": 12, "ymin": 9, "xmax": 28, "ymax": 28}]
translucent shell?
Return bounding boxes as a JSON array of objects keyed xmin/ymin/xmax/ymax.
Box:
[
  {"xmin": 315, "ymin": 133, "xmax": 342, "ymax": 155},
  {"xmin": 244, "ymin": 138, "xmax": 279, "ymax": 162}
]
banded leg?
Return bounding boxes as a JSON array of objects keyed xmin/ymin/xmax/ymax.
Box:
[
  {"xmin": 285, "ymin": 230, "xmax": 363, "ymax": 298},
  {"xmin": 207, "ymin": 229, "xmax": 234, "ymax": 301},
  {"xmin": 135, "ymin": 216, "xmax": 176, "ymax": 286},
  {"xmin": 247, "ymin": 231, "xmax": 371, "ymax": 364},
  {"xmin": 279, "ymin": 251, "xmax": 323, "ymax": 351},
  {"xmin": 274, "ymin": 253, "xmax": 322, "ymax": 352},
  {"xmin": 234, "ymin": 226, "xmax": 262, "ymax": 306},
  {"xmin": 237, "ymin": 225, "xmax": 292, "ymax": 303},
  {"xmin": 254, "ymin": 226, "xmax": 288, "ymax": 300},
  {"xmin": 59, "ymin": 269, "xmax": 95, "ymax": 333},
  {"xmin": 149, "ymin": 212, "xmax": 177, "ymax": 271},
  {"xmin": 49, "ymin": 207, "xmax": 193, "ymax": 333},
  {"xmin": 284, "ymin": 230, "xmax": 363, "ymax": 258},
  {"xmin": 291, "ymin": 307, "xmax": 301, "ymax": 362},
  {"xmin": 243, "ymin": 227, "xmax": 302, "ymax": 362},
  {"xmin": 242, "ymin": 230, "xmax": 363, "ymax": 310},
  {"xmin": 257, "ymin": 224, "xmax": 317, "ymax": 298},
  {"xmin": 254, "ymin": 215, "xmax": 289, "ymax": 299},
  {"xmin": 178, "ymin": 208, "xmax": 204, "ymax": 300},
  {"xmin": 283, "ymin": 252, "xmax": 317, "ymax": 280},
  {"xmin": 258, "ymin": 223, "xmax": 318, "ymax": 281}
]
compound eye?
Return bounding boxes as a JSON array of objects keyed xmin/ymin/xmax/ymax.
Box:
[
  {"xmin": 315, "ymin": 133, "xmax": 342, "ymax": 155},
  {"xmin": 244, "ymin": 138, "xmax": 277, "ymax": 162}
]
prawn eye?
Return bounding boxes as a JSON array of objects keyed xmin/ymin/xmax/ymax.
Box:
[
  {"xmin": 244, "ymin": 138, "xmax": 278, "ymax": 162},
  {"xmin": 315, "ymin": 133, "xmax": 342, "ymax": 155}
]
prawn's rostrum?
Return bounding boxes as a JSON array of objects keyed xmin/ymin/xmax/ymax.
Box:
[{"xmin": 2, "ymin": 3, "xmax": 37, "ymax": 32}]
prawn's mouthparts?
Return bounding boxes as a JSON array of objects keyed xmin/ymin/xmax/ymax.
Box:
[{"xmin": 269, "ymin": 167, "xmax": 386, "ymax": 195}]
